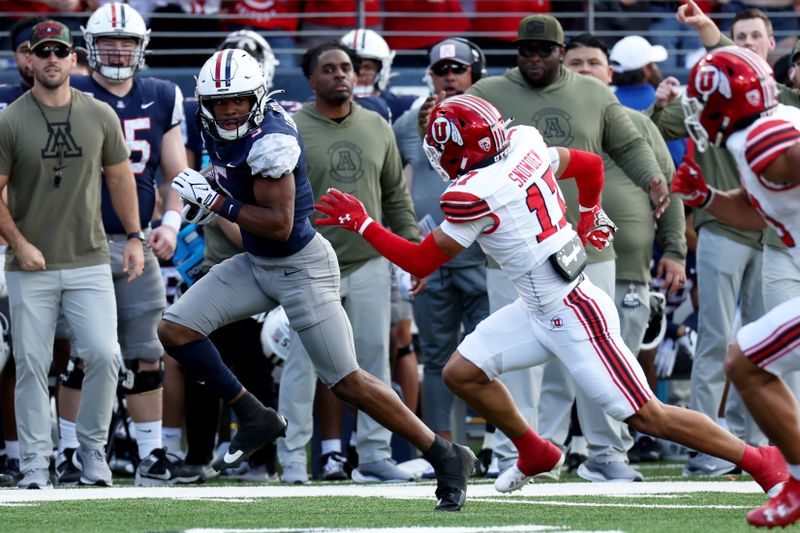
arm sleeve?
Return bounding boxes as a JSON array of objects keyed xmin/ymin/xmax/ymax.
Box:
[
  {"xmin": 603, "ymin": 99, "xmax": 665, "ymax": 191},
  {"xmin": 247, "ymin": 133, "xmax": 301, "ymax": 179},
  {"xmin": 379, "ymin": 123, "xmax": 420, "ymax": 242}
]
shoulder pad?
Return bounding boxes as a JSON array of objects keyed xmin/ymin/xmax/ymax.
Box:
[
  {"xmin": 440, "ymin": 190, "xmax": 491, "ymax": 223},
  {"xmin": 745, "ymin": 118, "xmax": 800, "ymax": 175}
]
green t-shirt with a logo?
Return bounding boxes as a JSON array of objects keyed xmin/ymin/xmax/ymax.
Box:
[
  {"xmin": 0, "ymin": 89, "xmax": 130, "ymax": 270},
  {"xmin": 295, "ymin": 101, "xmax": 418, "ymax": 277},
  {"xmin": 468, "ymin": 66, "xmax": 666, "ymax": 264}
]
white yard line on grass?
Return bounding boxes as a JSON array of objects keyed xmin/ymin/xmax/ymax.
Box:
[
  {"xmin": 0, "ymin": 480, "xmax": 763, "ymax": 504},
  {"xmin": 183, "ymin": 527, "xmax": 623, "ymax": 533}
]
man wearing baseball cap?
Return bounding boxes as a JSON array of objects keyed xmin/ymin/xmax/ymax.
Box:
[
  {"xmin": 467, "ymin": 13, "xmax": 671, "ymax": 483},
  {"xmin": 401, "ymin": 35, "xmax": 492, "ymax": 451},
  {"xmin": 610, "ymin": 36, "xmax": 667, "ymax": 97},
  {"xmin": 0, "ymin": 18, "xmax": 142, "ymax": 489}
]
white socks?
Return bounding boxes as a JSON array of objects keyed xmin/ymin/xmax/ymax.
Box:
[
  {"xmin": 321, "ymin": 439, "xmax": 342, "ymax": 456},
  {"xmin": 58, "ymin": 418, "xmax": 79, "ymax": 453},
  {"xmin": 134, "ymin": 421, "xmax": 163, "ymax": 459},
  {"xmin": 4, "ymin": 440, "xmax": 19, "ymax": 460},
  {"xmin": 162, "ymin": 426, "xmax": 184, "ymax": 459}
]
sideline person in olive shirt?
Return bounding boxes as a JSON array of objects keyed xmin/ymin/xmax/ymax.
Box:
[
  {"xmin": 278, "ymin": 42, "xmax": 422, "ymax": 483},
  {"xmin": 564, "ymin": 33, "xmax": 688, "ymax": 465},
  {"xmin": 0, "ymin": 20, "xmax": 143, "ymax": 489},
  {"xmin": 466, "ymin": 14, "xmax": 670, "ymax": 483}
]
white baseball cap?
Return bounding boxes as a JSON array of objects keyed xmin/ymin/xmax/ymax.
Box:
[{"xmin": 609, "ymin": 36, "xmax": 668, "ymax": 73}]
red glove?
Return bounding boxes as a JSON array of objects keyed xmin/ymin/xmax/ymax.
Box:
[
  {"xmin": 577, "ymin": 204, "xmax": 618, "ymax": 251},
  {"xmin": 314, "ymin": 188, "xmax": 374, "ymax": 234},
  {"xmin": 671, "ymin": 157, "xmax": 714, "ymax": 208}
]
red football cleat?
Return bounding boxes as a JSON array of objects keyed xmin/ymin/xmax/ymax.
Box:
[
  {"xmin": 747, "ymin": 446, "xmax": 789, "ymax": 497},
  {"xmin": 748, "ymin": 477, "xmax": 800, "ymax": 528}
]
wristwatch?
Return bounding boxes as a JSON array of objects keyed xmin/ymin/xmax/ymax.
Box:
[{"xmin": 127, "ymin": 230, "xmax": 145, "ymax": 242}]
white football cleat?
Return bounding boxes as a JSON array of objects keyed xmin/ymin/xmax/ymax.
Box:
[{"xmin": 494, "ymin": 453, "xmax": 565, "ymax": 493}]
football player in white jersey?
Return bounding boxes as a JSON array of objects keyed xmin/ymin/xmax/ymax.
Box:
[
  {"xmin": 316, "ymin": 93, "xmax": 789, "ymax": 496},
  {"xmin": 672, "ymin": 47, "xmax": 800, "ymax": 528}
]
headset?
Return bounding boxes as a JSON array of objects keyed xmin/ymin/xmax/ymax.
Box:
[{"xmin": 448, "ymin": 37, "xmax": 487, "ymax": 84}]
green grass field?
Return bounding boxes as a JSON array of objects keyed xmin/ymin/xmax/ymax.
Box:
[{"xmin": 0, "ymin": 462, "xmax": 787, "ymax": 532}]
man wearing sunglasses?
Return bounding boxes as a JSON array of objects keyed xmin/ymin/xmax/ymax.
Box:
[
  {"xmin": 394, "ymin": 37, "xmax": 491, "ymax": 452},
  {"xmin": 0, "ymin": 20, "xmax": 143, "ymax": 489},
  {"xmin": 54, "ymin": 2, "xmax": 190, "ymax": 488},
  {"xmin": 466, "ymin": 14, "xmax": 671, "ymax": 483}
]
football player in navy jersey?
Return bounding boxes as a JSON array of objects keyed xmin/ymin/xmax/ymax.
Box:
[
  {"xmin": 159, "ymin": 49, "xmax": 476, "ymax": 512},
  {"xmin": 53, "ymin": 2, "xmax": 192, "ymax": 486}
]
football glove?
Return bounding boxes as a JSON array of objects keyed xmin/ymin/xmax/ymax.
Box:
[
  {"xmin": 577, "ymin": 204, "xmax": 618, "ymax": 251},
  {"xmin": 172, "ymin": 168, "xmax": 220, "ymax": 210},
  {"xmin": 654, "ymin": 338, "xmax": 677, "ymax": 378},
  {"xmin": 182, "ymin": 202, "xmax": 215, "ymax": 226},
  {"xmin": 314, "ymin": 188, "xmax": 374, "ymax": 235},
  {"xmin": 671, "ymin": 157, "xmax": 713, "ymax": 208}
]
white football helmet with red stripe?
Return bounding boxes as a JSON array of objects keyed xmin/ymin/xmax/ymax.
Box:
[
  {"xmin": 423, "ymin": 94, "xmax": 510, "ymax": 181},
  {"xmin": 340, "ymin": 29, "xmax": 395, "ymax": 95},
  {"xmin": 196, "ymin": 49, "xmax": 268, "ymax": 141},
  {"xmin": 683, "ymin": 46, "xmax": 778, "ymax": 152},
  {"xmin": 82, "ymin": 2, "xmax": 150, "ymax": 82},
  {"xmin": 219, "ymin": 30, "xmax": 279, "ymax": 90}
]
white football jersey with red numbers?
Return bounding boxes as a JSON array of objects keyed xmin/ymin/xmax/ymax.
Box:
[
  {"xmin": 726, "ymin": 104, "xmax": 800, "ymax": 267},
  {"xmin": 439, "ymin": 125, "xmax": 576, "ymax": 280}
]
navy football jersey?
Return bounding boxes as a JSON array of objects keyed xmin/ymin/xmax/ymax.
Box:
[
  {"xmin": 0, "ymin": 83, "xmax": 28, "ymax": 111},
  {"xmin": 201, "ymin": 98, "xmax": 316, "ymax": 259},
  {"xmin": 71, "ymin": 75, "xmax": 184, "ymax": 234},
  {"xmin": 382, "ymin": 91, "xmax": 418, "ymax": 124}
]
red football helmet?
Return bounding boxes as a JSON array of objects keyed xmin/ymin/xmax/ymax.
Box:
[
  {"xmin": 423, "ymin": 94, "xmax": 509, "ymax": 181},
  {"xmin": 683, "ymin": 46, "xmax": 777, "ymax": 152}
]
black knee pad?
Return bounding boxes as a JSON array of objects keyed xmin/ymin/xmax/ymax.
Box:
[
  {"xmin": 59, "ymin": 358, "xmax": 85, "ymax": 390},
  {"xmin": 121, "ymin": 360, "xmax": 164, "ymax": 395}
]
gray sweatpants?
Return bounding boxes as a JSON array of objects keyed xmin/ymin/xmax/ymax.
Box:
[
  {"xmin": 7, "ymin": 264, "xmax": 120, "ymax": 473},
  {"xmin": 692, "ymin": 229, "xmax": 765, "ymax": 445}
]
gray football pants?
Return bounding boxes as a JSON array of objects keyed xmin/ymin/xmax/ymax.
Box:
[
  {"xmin": 277, "ymin": 257, "xmax": 393, "ymax": 468},
  {"xmin": 692, "ymin": 229, "xmax": 765, "ymax": 445},
  {"xmin": 535, "ymin": 260, "xmax": 634, "ymax": 464},
  {"xmin": 7, "ymin": 265, "xmax": 120, "ymax": 473}
]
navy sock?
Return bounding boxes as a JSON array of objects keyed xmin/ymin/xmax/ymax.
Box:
[{"xmin": 167, "ymin": 338, "xmax": 242, "ymax": 402}]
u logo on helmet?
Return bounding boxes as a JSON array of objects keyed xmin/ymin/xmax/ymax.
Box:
[
  {"xmin": 695, "ymin": 65, "xmax": 731, "ymax": 100},
  {"xmin": 431, "ymin": 117, "xmax": 464, "ymax": 146}
]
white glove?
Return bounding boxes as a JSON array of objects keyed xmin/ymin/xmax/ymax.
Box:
[
  {"xmin": 676, "ymin": 327, "xmax": 697, "ymax": 360},
  {"xmin": 172, "ymin": 168, "xmax": 219, "ymax": 210},
  {"xmin": 654, "ymin": 338, "xmax": 677, "ymax": 378},
  {"xmin": 182, "ymin": 202, "xmax": 215, "ymax": 226}
]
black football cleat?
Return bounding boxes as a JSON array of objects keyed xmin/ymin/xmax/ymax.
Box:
[
  {"xmin": 213, "ymin": 402, "xmax": 287, "ymax": 472},
  {"xmin": 433, "ymin": 443, "xmax": 476, "ymax": 512}
]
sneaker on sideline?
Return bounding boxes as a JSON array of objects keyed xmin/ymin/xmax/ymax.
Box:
[
  {"xmin": 56, "ymin": 448, "xmax": 82, "ymax": 485},
  {"xmin": 495, "ymin": 453, "xmax": 564, "ymax": 493},
  {"xmin": 18, "ymin": 468, "xmax": 53, "ymax": 490},
  {"xmin": 577, "ymin": 460, "xmax": 643, "ymax": 482},
  {"xmin": 682, "ymin": 451, "xmax": 738, "ymax": 477},
  {"xmin": 352, "ymin": 458, "xmax": 415, "ymax": 483},
  {"xmin": 280, "ymin": 462, "xmax": 309, "ymax": 484},
  {"xmin": 628, "ymin": 436, "xmax": 661, "ymax": 463},
  {"xmin": 0, "ymin": 457, "xmax": 23, "ymax": 487},
  {"xmin": 73, "ymin": 445, "xmax": 113, "ymax": 486},
  {"xmin": 320, "ymin": 451, "xmax": 350, "ymax": 481},
  {"xmin": 136, "ymin": 448, "xmax": 203, "ymax": 486},
  {"xmin": 237, "ymin": 462, "xmax": 279, "ymax": 483}
]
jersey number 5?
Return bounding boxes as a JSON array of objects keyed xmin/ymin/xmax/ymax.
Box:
[
  {"xmin": 123, "ymin": 118, "xmax": 152, "ymax": 176},
  {"xmin": 525, "ymin": 168, "xmax": 567, "ymax": 242}
]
